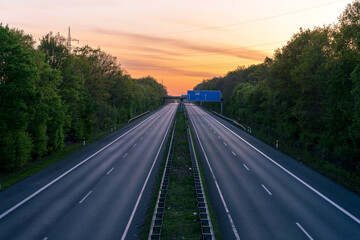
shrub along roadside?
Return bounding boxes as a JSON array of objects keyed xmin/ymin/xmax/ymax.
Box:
[{"xmin": 0, "ymin": 123, "xmax": 126, "ymax": 192}]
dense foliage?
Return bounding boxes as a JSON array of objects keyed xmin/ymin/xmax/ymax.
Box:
[
  {"xmin": 0, "ymin": 27, "xmax": 166, "ymax": 173},
  {"xmin": 194, "ymin": 1, "xmax": 360, "ymax": 176}
]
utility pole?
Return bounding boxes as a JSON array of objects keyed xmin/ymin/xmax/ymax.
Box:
[{"xmin": 66, "ymin": 27, "xmax": 79, "ymax": 52}]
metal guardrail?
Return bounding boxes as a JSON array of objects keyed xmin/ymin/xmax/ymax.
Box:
[
  {"xmin": 212, "ymin": 111, "xmax": 247, "ymax": 131},
  {"xmin": 148, "ymin": 120, "xmax": 176, "ymax": 239},
  {"xmin": 128, "ymin": 110, "xmax": 150, "ymax": 123},
  {"xmin": 187, "ymin": 127, "xmax": 215, "ymax": 240}
]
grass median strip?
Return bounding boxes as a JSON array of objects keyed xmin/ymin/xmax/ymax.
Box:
[
  {"xmin": 144, "ymin": 108, "xmax": 219, "ymax": 239},
  {"xmin": 161, "ymin": 110, "xmax": 202, "ymax": 239}
]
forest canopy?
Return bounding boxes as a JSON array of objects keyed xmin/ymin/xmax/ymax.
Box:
[
  {"xmin": 194, "ymin": 1, "xmax": 360, "ymax": 176},
  {"xmin": 0, "ymin": 26, "xmax": 166, "ymax": 173}
]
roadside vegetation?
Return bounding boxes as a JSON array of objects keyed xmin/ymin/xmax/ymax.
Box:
[
  {"xmin": 194, "ymin": 1, "xmax": 360, "ymax": 195},
  {"xmin": 161, "ymin": 110, "xmax": 201, "ymax": 238},
  {"xmin": 143, "ymin": 109, "xmax": 221, "ymax": 239},
  {"xmin": 0, "ymin": 25, "xmax": 166, "ymax": 179}
]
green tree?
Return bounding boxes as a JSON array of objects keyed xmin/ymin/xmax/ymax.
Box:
[{"xmin": 0, "ymin": 25, "xmax": 36, "ymax": 171}]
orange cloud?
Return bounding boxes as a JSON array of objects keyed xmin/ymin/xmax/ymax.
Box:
[{"xmin": 94, "ymin": 28, "xmax": 267, "ymax": 61}]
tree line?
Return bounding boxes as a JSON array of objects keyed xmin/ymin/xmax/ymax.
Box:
[
  {"xmin": 0, "ymin": 26, "xmax": 167, "ymax": 173},
  {"xmin": 194, "ymin": 1, "xmax": 360, "ymax": 176}
]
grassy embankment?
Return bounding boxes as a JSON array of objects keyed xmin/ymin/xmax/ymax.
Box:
[
  {"xmin": 0, "ymin": 123, "xmax": 128, "ymax": 192},
  {"xmin": 211, "ymin": 108, "xmax": 360, "ymax": 196},
  {"xmin": 249, "ymin": 127, "xmax": 360, "ymax": 195}
]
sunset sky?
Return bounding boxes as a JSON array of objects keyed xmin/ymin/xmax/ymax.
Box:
[{"xmin": 0, "ymin": 0, "xmax": 353, "ymax": 95}]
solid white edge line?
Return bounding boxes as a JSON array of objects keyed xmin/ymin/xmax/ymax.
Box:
[
  {"xmin": 107, "ymin": 167, "xmax": 114, "ymax": 175},
  {"xmin": 121, "ymin": 104, "xmax": 177, "ymax": 240},
  {"xmin": 261, "ymin": 184, "xmax": 272, "ymax": 196},
  {"xmin": 187, "ymin": 106, "xmax": 241, "ymax": 240},
  {"xmin": 0, "ymin": 107, "xmax": 164, "ymax": 220},
  {"xmin": 296, "ymin": 222, "xmax": 314, "ymax": 240},
  {"xmin": 79, "ymin": 191, "xmax": 92, "ymax": 204},
  {"xmin": 195, "ymin": 106, "xmax": 360, "ymax": 225}
]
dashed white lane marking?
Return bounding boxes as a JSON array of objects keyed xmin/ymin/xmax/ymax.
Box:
[
  {"xmin": 218, "ymin": 136, "xmax": 221, "ymax": 139},
  {"xmin": 231, "ymin": 151, "xmax": 236, "ymax": 156},
  {"xmin": 261, "ymin": 184, "xmax": 272, "ymax": 196},
  {"xmin": 223, "ymin": 142, "xmax": 227, "ymax": 146},
  {"xmin": 121, "ymin": 105, "xmax": 177, "ymax": 240},
  {"xmin": 133, "ymin": 143, "xmax": 137, "ymax": 148},
  {"xmin": 79, "ymin": 191, "xmax": 92, "ymax": 204},
  {"xmin": 43, "ymin": 237, "xmax": 48, "ymax": 240},
  {"xmin": 0, "ymin": 106, "xmax": 164, "ymax": 220},
  {"xmin": 195, "ymin": 106, "xmax": 360, "ymax": 225},
  {"xmin": 122, "ymin": 153, "xmax": 128, "ymax": 158},
  {"xmin": 213, "ymin": 131, "xmax": 216, "ymax": 134},
  {"xmin": 188, "ymin": 107, "xmax": 240, "ymax": 240},
  {"xmin": 140, "ymin": 136, "xmax": 143, "ymax": 140},
  {"xmin": 107, "ymin": 167, "xmax": 114, "ymax": 175},
  {"xmin": 296, "ymin": 222, "xmax": 314, "ymax": 240},
  {"xmin": 243, "ymin": 164, "xmax": 249, "ymax": 171}
]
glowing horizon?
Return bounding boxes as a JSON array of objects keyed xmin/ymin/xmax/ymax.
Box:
[{"xmin": 0, "ymin": 0, "xmax": 353, "ymax": 95}]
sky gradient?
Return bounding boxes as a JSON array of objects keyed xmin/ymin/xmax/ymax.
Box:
[{"xmin": 0, "ymin": 0, "xmax": 353, "ymax": 95}]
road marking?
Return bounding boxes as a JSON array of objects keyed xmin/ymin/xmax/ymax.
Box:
[
  {"xmin": 261, "ymin": 184, "xmax": 272, "ymax": 195},
  {"xmin": 213, "ymin": 131, "xmax": 216, "ymax": 134},
  {"xmin": 140, "ymin": 136, "xmax": 143, "ymax": 140},
  {"xmin": 187, "ymin": 107, "xmax": 241, "ymax": 240},
  {"xmin": 223, "ymin": 142, "xmax": 227, "ymax": 146},
  {"xmin": 296, "ymin": 222, "xmax": 313, "ymax": 240},
  {"xmin": 0, "ymin": 107, "xmax": 165, "ymax": 220},
  {"xmin": 133, "ymin": 143, "xmax": 137, "ymax": 148},
  {"xmin": 218, "ymin": 135, "xmax": 221, "ymax": 139},
  {"xmin": 79, "ymin": 191, "xmax": 92, "ymax": 204},
  {"xmin": 121, "ymin": 105, "xmax": 177, "ymax": 240},
  {"xmin": 196, "ymin": 106, "xmax": 360, "ymax": 225},
  {"xmin": 231, "ymin": 151, "xmax": 236, "ymax": 156},
  {"xmin": 243, "ymin": 164, "xmax": 249, "ymax": 171},
  {"xmin": 107, "ymin": 167, "xmax": 114, "ymax": 175},
  {"xmin": 122, "ymin": 153, "xmax": 128, "ymax": 158},
  {"xmin": 43, "ymin": 237, "xmax": 48, "ymax": 240}
]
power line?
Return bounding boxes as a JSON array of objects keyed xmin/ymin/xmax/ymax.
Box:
[{"xmin": 156, "ymin": 0, "xmax": 346, "ymax": 35}]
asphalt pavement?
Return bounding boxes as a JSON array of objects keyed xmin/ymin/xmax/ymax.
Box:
[
  {"xmin": 0, "ymin": 103, "xmax": 178, "ymax": 240},
  {"xmin": 186, "ymin": 103, "xmax": 360, "ymax": 240}
]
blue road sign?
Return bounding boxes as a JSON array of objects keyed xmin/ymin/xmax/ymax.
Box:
[{"xmin": 187, "ymin": 90, "xmax": 221, "ymax": 102}]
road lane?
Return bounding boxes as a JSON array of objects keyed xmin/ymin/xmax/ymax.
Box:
[
  {"xmin": 186, "ymin": 103, "xmax": 360, "ymax": 240},
  {"xmin": 0, "ymin": 103, "xmax": 178, "ymax": 240}
]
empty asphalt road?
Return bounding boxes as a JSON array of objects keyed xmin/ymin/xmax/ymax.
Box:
[
  {"xmin": 0, "ymin": 103, "xmax": 178, "ymax": 240},
  {"xmin": 186, "ymin": 103, "xmax": 360, "ymax": 240}
]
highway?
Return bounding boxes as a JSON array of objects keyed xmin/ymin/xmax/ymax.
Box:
[
  {"xmin": 186, "ymin": 103, "xmax": 360, "ymax": 240},
  {"xmin": 0, "ymin": 103, "xmax": 178, "ymax": 240}
]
